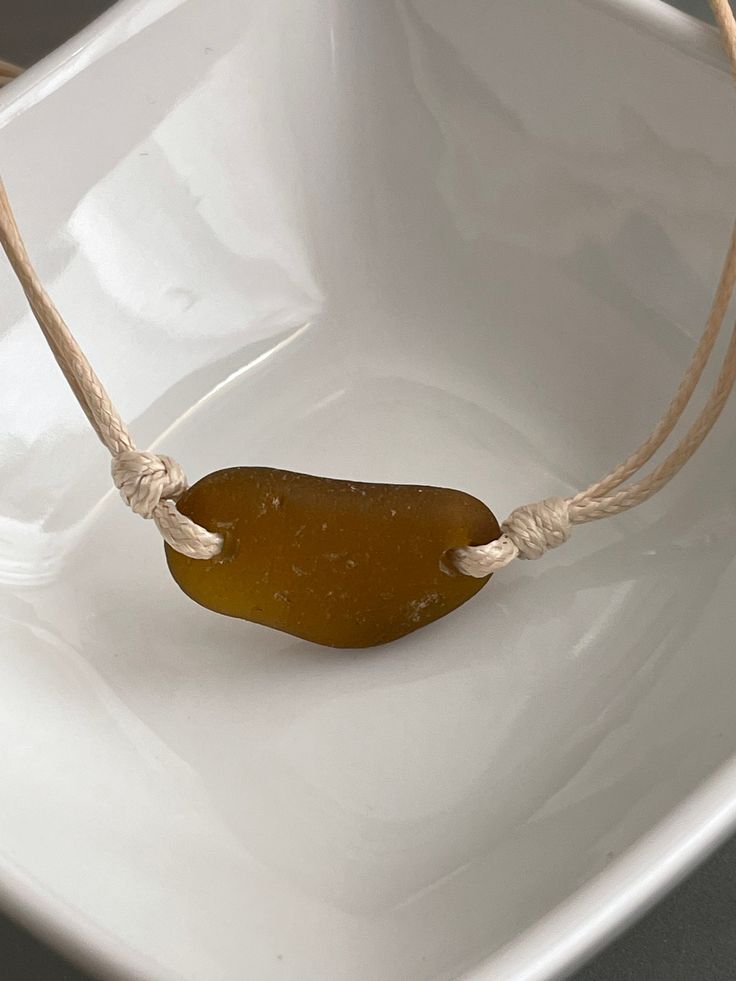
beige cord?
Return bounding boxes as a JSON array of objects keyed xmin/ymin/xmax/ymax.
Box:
[
  {"xmin": 0, "ymin": 179, "xmax": 222, "ymax": 559},
  {"xmin": 453, "ymin": 0, "xmax": 736, "ymax": 577},
  {"xmin": 0, "ymin": 58, "xmax": 22, "ymax": 89},
  {"xmin": 711, "ymin": 0, "xmax": 736, "ymax": 80}
]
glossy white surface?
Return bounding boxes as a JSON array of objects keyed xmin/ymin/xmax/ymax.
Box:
[{"xmin": 1, "ymin": 1, "xmax": 736, "ymax": 979}]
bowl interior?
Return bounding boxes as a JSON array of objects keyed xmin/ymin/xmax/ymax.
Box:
[{"xmin": 1, "ymin": 1, "xmax": 736, "ymax": 979}]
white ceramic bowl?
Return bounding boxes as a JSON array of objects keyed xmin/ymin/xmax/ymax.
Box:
[{"xmin": 2, "ymin": 1, "xmax": 736, "ymax": 978}]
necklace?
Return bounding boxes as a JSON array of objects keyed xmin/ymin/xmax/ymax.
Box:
[{"xmin": 2, "ymin": 0, "xmax": 736, "ymax": 648}]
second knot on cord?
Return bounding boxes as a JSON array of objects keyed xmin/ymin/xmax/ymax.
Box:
[
  {"xmin": 111, "ymin": 450, "xmax": 189, "ymax": 519},
  {"xmin": 449, "ymin": 496, "xmax": 572, "ymax": 577},
  {"xmin": 503, "ymin": 496, "xmax": 571, "ymax": 560}
]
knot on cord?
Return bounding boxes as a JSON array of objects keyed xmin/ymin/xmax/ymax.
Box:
[
  {"xmin": 450, "ymin": 497, "xmax": 571, "ymax": 577},
  {"xmin": 503, "ymin": 496, "xmax": 571, "ymax": 560},
  {"xmin": 111, "ymin": 450, "xmax": 189, "ymax": 518}
]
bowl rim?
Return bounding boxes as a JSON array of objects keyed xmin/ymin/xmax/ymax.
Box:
[
  {"xmin": 0, "ymin": 2, "xmax": 734, "ymax": 980},
  {"xmin": 461, "ymin": 754, "xmax": 736, "ymax": 980}
]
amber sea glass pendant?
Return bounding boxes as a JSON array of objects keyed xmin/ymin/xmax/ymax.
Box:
[{"xmin": 166, "ymin": 468, "xmax": 499, "ymax": 648}]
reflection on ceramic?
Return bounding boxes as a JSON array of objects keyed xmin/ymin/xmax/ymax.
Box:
[{"xmin": 1, "ymin": 0, "xmax": 735, "ymax": 978}]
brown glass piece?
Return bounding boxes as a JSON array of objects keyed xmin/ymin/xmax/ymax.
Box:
[{"xmin": 166, "ymin": 468, "xmax": 499, "ymax": 648}]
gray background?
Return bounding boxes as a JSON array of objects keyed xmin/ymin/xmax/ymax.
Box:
[{"xmin": 0, "ymin": 1, "xmax": 734, "ymax": 979}]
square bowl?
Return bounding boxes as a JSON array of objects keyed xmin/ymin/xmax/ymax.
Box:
[{"xmin": 1, "ymin": 1, "xmax": 736, "ymax": 978}]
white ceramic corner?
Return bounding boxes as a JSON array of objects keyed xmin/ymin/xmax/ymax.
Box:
[{"xmin": 1, "ymin": 1, "xmax": 736, "ymax": 979}]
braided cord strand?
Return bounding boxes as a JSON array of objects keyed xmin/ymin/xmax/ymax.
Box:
[
  {"xmin": 453, "ymin": 0, "xmax": 736, "ymax": 578},
  {"xmin": 0, "ymin": 59, "xmax": 22, "ymax": 89},
  {"xmin": 0, "ymin": 178, "xmax": 222, "ymax": 560}
]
